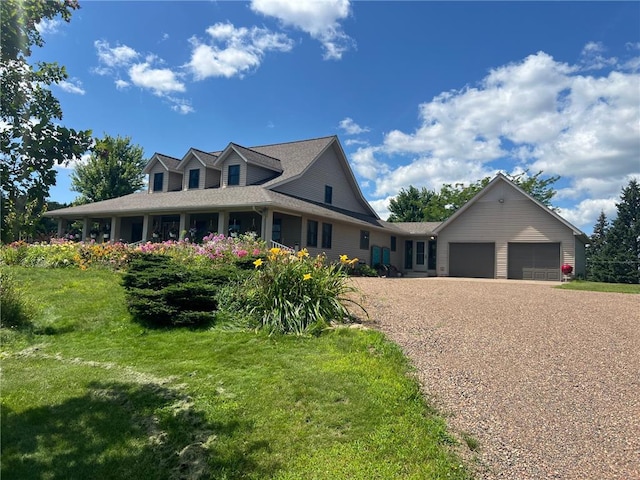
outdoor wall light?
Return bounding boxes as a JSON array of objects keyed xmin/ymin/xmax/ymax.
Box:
[{"xmin": 498, "ymin": 198, "xmax": 505, "ymax": 203}]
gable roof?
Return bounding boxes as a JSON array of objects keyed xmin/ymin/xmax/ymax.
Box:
[
  {"xmin": 432, "ymin": 173, "xmax": 589, "ymax": 241},
  {"xmin": 177, "ymin": 148, "xmax": 219, "ymax": 169},
  {"xmin": 392, "ymin": 222, "xmax": 442, "ymax": 235},
  {"xmin": 228, "ymin": 143, "xmax": 283, "ymax": 172},
  {"xmin": 142, "ymin": 153, "xmax": 181, "ymax": 174}
]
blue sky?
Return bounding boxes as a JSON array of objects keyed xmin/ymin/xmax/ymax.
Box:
[{"xmin": 36, "ymin": 1, "xmax": 639, "ymax": 234}]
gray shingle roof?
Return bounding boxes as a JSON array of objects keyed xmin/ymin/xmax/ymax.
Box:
[
  {"xmin": 230, "ymin": 144, "xmax": 283, "ymax": 172},
  {"xmin": 390, "ymin": 222, "xmax": 442, "ymax": 235},
  {"xmin": 44, "ymin": 186, "xmax": 388, "ymax": 230},
  {"xmin": 188, "ymin": 149, "xmax": 219, "ymax": 168}
]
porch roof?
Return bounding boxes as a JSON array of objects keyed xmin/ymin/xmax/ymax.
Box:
[{"xmin": 44, "ymin": 187, "xmax": 388, "ymax": 230}]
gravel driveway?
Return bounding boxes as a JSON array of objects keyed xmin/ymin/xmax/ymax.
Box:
[{"xmin": 351, "ymin": 277, "xmax": 639, "ymax": 480}]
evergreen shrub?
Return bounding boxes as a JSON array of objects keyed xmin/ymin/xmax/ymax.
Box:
[{"xmin": 122, "ymin": 254, "xmax": 241, "ymax": 327}]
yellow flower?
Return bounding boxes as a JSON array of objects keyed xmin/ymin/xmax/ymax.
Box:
[
  {"xmin": 297, "ymin": 249, "xmax": 309, "ymax": 258},
  {"xmin": 303, "ymin": 273, "xmax": 312, "ymax": 281},
  {"xmin": 269, "ymin": 247, "xmax": 281, "ymax": 255},
  {"xmin": 349, "ymin": 258, "xmax": 359, "ymax": 266},
  {"xmin": 339, "ymin": 254, "xmax": 349, "ymax": 263},
  {"xmin": 253, "ymin": 258, "xmax": 263, "ymax": 268}
]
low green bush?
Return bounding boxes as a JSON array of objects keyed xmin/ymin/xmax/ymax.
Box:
[
  {"xmin": 122, "ymin": 255, "xmax": 242, "ymax": 327},
  {"xmin": 0, "ymin": 270, "xmax": 34, "ymax": 329}
]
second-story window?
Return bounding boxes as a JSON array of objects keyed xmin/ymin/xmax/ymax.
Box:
[
  {"xmin": 188, "ymin": 169, "xmax": 200, "ymax": 189},
  {"xmin": 153, "ymin": 172, "xmax": 164, "ymax": 192},
  {"xmin": 324, "ymin": 185, "xmax": 333, "ymax": 204},
  {"xmin": 228, "ymin": 165, "xmax": 240, "ymax": 186}
]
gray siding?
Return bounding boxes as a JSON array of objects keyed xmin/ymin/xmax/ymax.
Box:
[
  {"xmin": 148, "ymin": 164, "xmax": 166, "ymax": 192},
  {"xmin": 437, "ymin": 180, "xmax": 578, "ymax": 278},
  {"xmin": 247, "ymin": 164, "xmax": 278, "ymax": 185},
  {"xmin": 168, "ymin": 172, "xmax": 182, "ymax": 192},
  {"xmin": 221, "ymin": 152, "xmax": 245, "ymax": 187},
  {"xmin": 182, "ymin": 157, "xmax": 204, "ymax": 190},
  {"xmin": 273, "ymin": 147, "xmax": 371, "ymax": 215},
  {"xmin": 204, "ymin": 168, "xmax": 221, "ymax": 189}
]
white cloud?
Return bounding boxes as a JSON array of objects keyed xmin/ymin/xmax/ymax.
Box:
[
  {"xmin": 57, "ymin": 79, "xmax": 85, "ymax": 95},
  {"xmin": 580, "ymin": 41, "xmax": 618, "ymax": 71},
  {"xmin": 55, "ymin": 152, "xmax": 91, "ymax": 171},
  {"xmin": 95, "ymin": 40, "xmax": 139, "ymax": 69},
  {"xmin": 368, "ymin": 197, "xmax": 392, "ymax": 221},
  {"xmin": 36, "ymin": 18, "xmax": 61, "ymax": 35},
  {"xmin": 168, "ymin": 97, "xmax": 195, "ymax": 115},
  {"xmin": 339, "ymin": 117, "xmax": 370, "ymax": 135},
  {"xmin": 187, "ymin": 22, "xmax": 293, "ymax": 80},
  {"xmin": 557, "ymin": 197, "xmax": 619, "ymax": 230},
  {"xmin": 115, "ymin": 79, "xmax": 130, "ymax": 90},
  {"xmin": 129, "ymin": 62, "xmax": 185, "ymax": 95},
  {"xmin": 250, "ymin": 0, "xmax": 354, "ymax": 60},
  {"xmin": 357, "ymin": 47, "xmax": 640, "ymax": 232}
]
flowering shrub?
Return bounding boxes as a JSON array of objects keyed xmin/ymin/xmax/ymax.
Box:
[
  {"xmin": 246, "ymin": 248, "xmax": 365, "ymax": 335},
  {"xmin": 0, "ymin": 233, "xmax": 267, "ymax": 271}
]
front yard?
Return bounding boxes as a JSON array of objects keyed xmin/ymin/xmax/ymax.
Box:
[{"xmin": 1, "ymin": 267, "xmax": 468, "ymax": 479}]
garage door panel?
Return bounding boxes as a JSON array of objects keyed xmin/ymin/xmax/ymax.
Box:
[
  {"xmin": 450, "ymin": 243, "xmax": 495, "ymax": 278},
  {"xmin": 508, "ymin": 243, "xmax": 560, "ymax": 281}
]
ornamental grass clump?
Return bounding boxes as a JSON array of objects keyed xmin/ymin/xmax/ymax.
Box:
[{"xmin": 247, "ymin": 248, "xmax": 365, "ymax": 335}]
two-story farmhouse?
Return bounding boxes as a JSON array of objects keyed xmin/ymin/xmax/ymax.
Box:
[{"xmin": 46, "ymin": 135, "xmax": 588, "ymax": 280}]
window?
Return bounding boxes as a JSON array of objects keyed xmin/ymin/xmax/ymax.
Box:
[
  {"xmin": 153, "ymin": 172, "xmax": 164, "ymax": 192},
  {"xmin": 228, "ymin": 165, "xmax": 240, "ymax": 186},
  {"xmin": 307, "ymin": 220, "xmax": 318, "ymax": 247},
  {"xmin": 321, "ymin": 223, "xmax": 332, "ymax": 249},
  {"xmin": 416, "ymin": 241, "xmax": 425, "ymax": 265},
  {"xmin": 272, "ymin": 218, "xmax": 282, "ymax": 243},
  {"xmin": 188, "ymin": 169, "xmax": 200, "ymax": 189},
  {"xmin": 360, "ymin": 230, "xmax": 370, "ymax": 250},
  {"xmin": 390, "ymin": 236, "xmax": 397, "ymax": 252},
  {"xmin": 324, "ymin": 185, "xmax": 333, "ymax": 204}
]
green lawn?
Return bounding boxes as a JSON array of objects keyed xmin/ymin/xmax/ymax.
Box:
[
  {"xmin": 1, "ymin": 267, "xmax": 469, "ymax": 480},
  {"xmin": 557, "ymin": 280, "xmax": 640, "ymax": 294}
]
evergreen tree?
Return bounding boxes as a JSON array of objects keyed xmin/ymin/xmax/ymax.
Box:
[
  {"xmin": 602, "ymin": 179, "xmax": 640, "ymax": 284},
  {"xmin": 586, "ymin": 211, "xmax": 610, "ymax": 281}
]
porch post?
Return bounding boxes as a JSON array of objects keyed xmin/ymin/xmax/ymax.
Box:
[
  {"xmin": 111, "ymin": 216, "xmax": 121, "ymax": 242},
  {"xmin": 179, "ymin": 213, "xmax": 187, "ymax": 240},
  {"xmin": 82, "ymin": 217, "xmax": 90, "ymax": 242},
  {"xmin": 263, "ymin": 209, "xmax": 273, "ymax": 244},
  {"xmin": 57, "ymin": 218, "xmax": 65, "ymax": 237},
  {"xmin": 142, "ymin": 214, "xmax": 150, "ymax": 242},
  {"xmin": 218, "ymin": 211, "xmax": 226, "ymax": 236}
]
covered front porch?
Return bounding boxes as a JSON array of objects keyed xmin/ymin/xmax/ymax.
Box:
[{"xmin": 55, "ymin": 209, "xmax": 304, "ymax": 247}]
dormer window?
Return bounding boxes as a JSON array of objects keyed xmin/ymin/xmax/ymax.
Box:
[
  {"xmin": 325, "ymin": 185, "xmax": 333, "ymax": 204},
  {"xmin": 188, "ymin": 168, "xmax": 200, "ymax": 189},
  {"xmin": 153, "ymin": 172, "xmax": 164, "ymax": 192},
  {"xmin": 228, "ymin": 165, "xmax": 240, "ymax": 186}
]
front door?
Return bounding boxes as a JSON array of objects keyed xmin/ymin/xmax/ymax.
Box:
[{"xmin": 404, "ymin": 240, "xmax": 413, "ymax": 269}]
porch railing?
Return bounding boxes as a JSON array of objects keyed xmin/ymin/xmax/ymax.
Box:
[{"xmin": 269, "ymin": 240, "xmax": 295, "ymax": 252}]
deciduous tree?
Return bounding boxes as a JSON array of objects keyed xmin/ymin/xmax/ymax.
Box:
[
  {"xmin": 1, "ymin": 0, "xmax": 92, "ymax": 242},
  {"xmin": 71, "ymin": 134, "xmax": 146, "ymax": 204}
]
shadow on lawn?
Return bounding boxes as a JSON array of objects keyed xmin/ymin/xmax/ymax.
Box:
[{"xmin": 1, "ymin": 381, "xmax": 277, "ymax": 480}]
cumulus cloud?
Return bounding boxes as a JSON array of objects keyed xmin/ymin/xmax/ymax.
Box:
[
  {"xmin": 94, "ymin": 40, "xmax": 192, "ymax": 114},
  {"xmin": 57, "ymin": 79, "xmax": 85, "ymax": 95},
  {"xmin": 250, "ymin": 0, "xmax": 354, "ymax": 60},
  {"xmin": 339, "ymin": 117, "xmax": 370, "ymax": 135},
  {"xmin": 94, "ymin": 40, "xmax": 139, "ymax": 69},
  {"xmin": 129, "ymin": 62, "xmax": 185, "ymax": 95},
  {"xmin": 36, "ymin": 18, "xmax": 61, "ymax": 35},
  {"xmin": 187, "ymin": 22, "xmax": 293, "ymax": 80},
  {"xmin": 359, "ymin": 48, "xmax": 640, "ymax": 230}
]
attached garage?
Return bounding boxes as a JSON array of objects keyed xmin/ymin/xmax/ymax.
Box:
[
  {"xmin": 449, "ymin": 243, "xmax": 495, "ymax": 278},
  {"xmin": 508, "ymin": 243, "xmax": 561, "ymax": 281}
]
